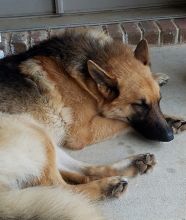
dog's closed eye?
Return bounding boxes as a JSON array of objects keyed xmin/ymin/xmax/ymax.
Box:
[{"xmin": 132, "ymin": 99, "xmax": 150, "ymax": 114}]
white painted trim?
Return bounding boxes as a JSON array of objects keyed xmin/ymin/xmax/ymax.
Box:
[{"xmin": 55, "ymin": 0, "xmax": 64, "ymax": 14}]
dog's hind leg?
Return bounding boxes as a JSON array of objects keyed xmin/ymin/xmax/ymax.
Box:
[
  {"xmin": 70, "ymin": 176, "xmax": 128, "ymax": 200},
  {"xmin": 58, "ymin": 153, "xmax": 155, "ymax": 200},
  {"xmin": 0, "ymin": 114, "xmax": 104, "ymax": 220},
  {"xmin": 60, "ymin": 170, "xmax": 91, "ymax": 184}
]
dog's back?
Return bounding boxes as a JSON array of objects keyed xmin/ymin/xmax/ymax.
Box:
[
  {"xmin": 0, "ymin": 28, "xmax": 180, "ymax": 219},
  {"xmin": 0, "ymin": 32, "xmax": 107, "ymax": 217}
]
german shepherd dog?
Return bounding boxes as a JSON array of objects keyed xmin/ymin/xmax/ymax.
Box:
[{"xmin": 0, "ymin": 29, "xmax": 185, "ymax": 219}]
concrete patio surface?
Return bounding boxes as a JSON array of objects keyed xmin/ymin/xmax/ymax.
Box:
[{"xmin": 69, "ymin": 45, "xmax": 186, "ymax": 220}]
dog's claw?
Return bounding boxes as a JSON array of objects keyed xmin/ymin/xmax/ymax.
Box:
[{"xmin": 105, "ymin": 177, "xmax": 128, "ymax": 198}]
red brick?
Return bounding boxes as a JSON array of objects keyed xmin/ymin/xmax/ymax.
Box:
[
  {"xmin": 139, "ymin": 21, "xmax": 160, "ymax": 45},
  {"xmin": 10, "ymin": 32, "xmax": 29, "ymax": 54},
  {"xmin": 50, "ymin": 27, "xmax": 93, "ymax": 38},
  {"xmin": 174, "ymin": 18, "xmax": 186, "ymax": 43},
  {"xmin": 0, "ymin": 32, "xmax": 11, "ymax": 56},
  {"xmin": 156, "ymin": 20, "xmax": 178, "ymax": 44},
  {"xmin": 121, "ymin": 22, "xmax": 142, "ymax": 45},
  {"xmin": 105, "ymin": 24, "xmax": 125, "ymax": 42},
  {"xmin": 30, "ymin": 30, "xmax": 49, "ymax": 46}
]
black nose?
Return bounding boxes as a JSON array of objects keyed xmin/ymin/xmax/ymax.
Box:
[
  {"xmin": 156, "ymin": 126, "xmax": 174, "ymax": 142},
  {"xmin": 131, "ymin": 120, "xmax": 174, "ymax": 142},
  {"xmin": 130, "ymin": 102, "xmax": 175, "ymax": 142}
]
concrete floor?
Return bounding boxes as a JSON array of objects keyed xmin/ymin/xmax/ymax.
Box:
[{"xmin": 69, "ymin": 45, "xmax": 186, "ymax": 220}]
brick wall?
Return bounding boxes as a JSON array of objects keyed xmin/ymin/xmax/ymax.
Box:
[{"xmin": 0, "ymin": 18, "xmax": 186, "ymax": 58}]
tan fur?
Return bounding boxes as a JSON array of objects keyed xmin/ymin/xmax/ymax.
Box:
[
  {"xmin": 21, "ymin": 56, "xmax": 129, "ymax": 149},
  {"xmin": 0, "ymin": 113, "xmax": 105, "ymax": 219},
  {"xmin": 60, "ymin": 170, "xmax": 90, "ymax": 184},
  {"xmin": 1, "ymin": 29, "xmax": 185, "ymax": 219},
  {"xmin": 0, "ymin": 113, "xmax": 154, "ymax": 219},
  {"xmin": 20, "ymin": 57, "xmax": 72, "ymax": 145},
  {"xmin": 20, "ymin": 48, "xmax": 160, "ymax": 150},
  {"xmin": 19, "ymin": 30, "xmax": 178, "ymax": 150},
  {"xmin": 0, "ymin": 186, "xmax": 104, "ymax": 220}
]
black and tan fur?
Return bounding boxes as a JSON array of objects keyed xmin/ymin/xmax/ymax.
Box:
[{"xmin": 0, "ymin": 28, "xmax": 185, "ymax": 220}]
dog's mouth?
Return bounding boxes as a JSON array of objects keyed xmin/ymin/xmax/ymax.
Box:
[
  {"xmin": 127, "ymin": 107, "xmax": 174, "ymax": 142},
  {"xmin": 130, "ymin": 119, "xmax": 174, "ymax": 142}
]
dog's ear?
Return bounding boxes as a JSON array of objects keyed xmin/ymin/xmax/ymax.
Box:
[
  {"xmin": 87, "ymin": 60, "xmax": 119, "ymax": 100},
  {"xmin": 134, "ymin": 39, "xmax": 150, "ymax": 66}
]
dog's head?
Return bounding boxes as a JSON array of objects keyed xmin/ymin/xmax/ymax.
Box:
[{"xmin": 84, "ymin": 39, "xmax": 173, "ymax": 142}]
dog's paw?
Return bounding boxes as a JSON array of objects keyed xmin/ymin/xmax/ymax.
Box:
[
  {"xmin": 102, "ymin": 176, "xmax": 128, "ymax": 198},
  {"xmin": 172, "ymin": 120, "xmax": 186, "ymax": 133},
  {"xmin": 153, "ymin": 72, "xmax": 169, "ymax": 86},
  {"xmin": 131, "ymin": 153, "xmax": 156, "ymax": 174},
  {"xmin": 166, "ymin": 117, "xmax": 186, "ymax": 133}
]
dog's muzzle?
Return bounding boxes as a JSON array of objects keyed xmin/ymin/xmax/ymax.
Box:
[
  {"xmin": 131, "ymin": 119, "xmax": 174, "ymax": 142},
  {"xmin": 130, "ymin": 104, "xmax": 174, "ymax": 142}
]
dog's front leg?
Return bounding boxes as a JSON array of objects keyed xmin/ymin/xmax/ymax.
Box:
[
  {"xmin": 65, "ymin": 153, "xmax": 155, "ymax": 200},
  {"xmin": 164, "ymin": 115, "xmax": 186, "ymax": 133},
  {"xmin": 65, "ymin": 116, "xmax": 130, "ymax": 150},
  {"xmin": 88, "ymin": 116, "xmax": 131, "ymax": 145},
  {"xmin": 84, "ymin": 153, "xmax": 156, "ymax": 179},
  {"xmin": 57, "ymin": 147, "xmax": 156, "ymax": 185},
  {"xmin": 59, "ymin": 154, "xmax": 156, "ymax": 200}
]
